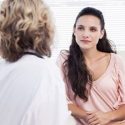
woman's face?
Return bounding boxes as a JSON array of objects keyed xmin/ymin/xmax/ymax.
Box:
[{"xmin": 74, "ymin": 15, "xmax": 104, "ymax": 50}]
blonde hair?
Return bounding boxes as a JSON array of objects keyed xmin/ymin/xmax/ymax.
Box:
[{"xmin": 0, "ymin": 0, "xmax": 54, "ymax": 62}]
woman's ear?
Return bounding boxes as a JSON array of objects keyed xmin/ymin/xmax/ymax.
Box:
[
  {"xmin": 100, "ymin": 29, "xmax": 104, "ymax": 39},
  {"xmin": 73, "ymin": 28, "xmax": 76, "ymax": 36}
]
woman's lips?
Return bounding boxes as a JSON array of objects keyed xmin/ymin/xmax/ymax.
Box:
[{"xmin": 80, "ymin": 40, "xmax": 91, "ymax": 43}]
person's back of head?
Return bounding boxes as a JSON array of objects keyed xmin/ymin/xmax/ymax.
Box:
[{"xmin": 0, "ymin": 0, "xmax": 54, "ymax": 62}]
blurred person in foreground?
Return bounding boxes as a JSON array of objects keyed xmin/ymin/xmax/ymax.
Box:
[{"xmin": 0, "ymin": 0, "xmax": 69, "ymax": 125}]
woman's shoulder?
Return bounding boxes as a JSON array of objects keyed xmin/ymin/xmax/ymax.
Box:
[
  {"xmin": 58, "ymin": 50, "xmax": 69, "ymax": 62},
  {"xmin": 111, "ymin": 53, "xmax": 124, "ymax": 62},
  {"xmin": 60, "ymin": 50, "xmax": 69, "ymax": 58},
  {"xmin": 111, "ymin": 53, "xmax": 125, "ymax": 69},
  {"xmin": 56, "ymin": 50, "xmax": 69, "ymax": 68}
]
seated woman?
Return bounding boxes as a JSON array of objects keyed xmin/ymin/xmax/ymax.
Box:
[{"xmin": 57, "ymin": 7, "xmax": 125, "ymax": 125}]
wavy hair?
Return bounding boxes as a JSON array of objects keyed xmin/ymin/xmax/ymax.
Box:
[
  {"xmin": 0, "ymin": 0, "xmax": 54, "ymax": 62},
  {"xmin": 63, "ymin": 7, "xmax": 116, "ymax": 101}
]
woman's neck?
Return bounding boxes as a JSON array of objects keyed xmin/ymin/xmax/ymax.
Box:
[{"xmin": 83, "ymin": 49, "xmax": 106, "ymax": 66}]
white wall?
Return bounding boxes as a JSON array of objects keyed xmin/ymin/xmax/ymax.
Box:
[{"xmin": 45, "ymin": 0, "xmax": 125, "ymax": 59}]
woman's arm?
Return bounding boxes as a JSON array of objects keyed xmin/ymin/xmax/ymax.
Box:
[
  {"xmin": 87, "ymin": 105, "xmax": 125, "ymax": 125},
  {"xmin": 68, "ymin": 103, "xmax": 87, "ymax": 120},
  {"xmin": 107, "ymin": 104, "xmax": 125, "ymax": 122},
  {"xmin": 109, "ymin": 122, "xmax": 125, "ymax": 125}
]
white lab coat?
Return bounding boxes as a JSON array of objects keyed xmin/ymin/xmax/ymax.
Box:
[{"xmin": 0, "ymin": 55, "xmax": 69, "ymax": 125}]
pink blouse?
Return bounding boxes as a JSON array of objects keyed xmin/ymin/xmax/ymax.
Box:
[{"xmin": 57, "ymin": 52, "xmax": 125, "ymax": 125}]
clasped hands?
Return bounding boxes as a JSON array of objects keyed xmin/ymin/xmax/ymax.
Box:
[{"xmin": 85, "ymin": 111, "xmax": 111, "ymax": 125}]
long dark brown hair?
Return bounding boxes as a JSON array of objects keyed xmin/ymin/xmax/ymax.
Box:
[{"xmin": 63, "ymin": 7, "xmax": 116, "ymax": 101}]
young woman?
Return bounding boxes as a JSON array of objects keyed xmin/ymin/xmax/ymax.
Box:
[
  {"xmin": 57, "ymin": 7, "xmax": 125, "ymax": 125},
  {"xmin": 0, "ymin": 0, "xmax": 69, "ymax": 125}
]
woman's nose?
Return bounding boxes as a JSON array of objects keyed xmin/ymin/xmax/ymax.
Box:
[
  {"xmin": 82, "ymin": 35, "xmax": 89, "ymax": 39},
  {"xmin": 82, "ymin": 31, "xmax": 89, "ymax": 39},
  {"xmin": 82, "ymin": 32, "xmax": 89, "ymax": 39}
]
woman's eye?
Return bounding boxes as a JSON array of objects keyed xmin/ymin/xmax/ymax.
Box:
[
  {"xmin": 90, "ymin": 28, "xmax": 97, "ymax": 32},
  {"xmin": 77, "ymin": 27, "xmax": 84, "ymax": 30}
]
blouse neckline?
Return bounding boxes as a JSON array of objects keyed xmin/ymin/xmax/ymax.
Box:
[{"xmin": 92, "ymin": 53, "xmax": 114, "ymax": 84}]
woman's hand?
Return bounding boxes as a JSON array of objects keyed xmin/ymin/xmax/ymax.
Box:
[{"xmin": 87, "ymin": 111, "xmax": 111, "ymax": 125}]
